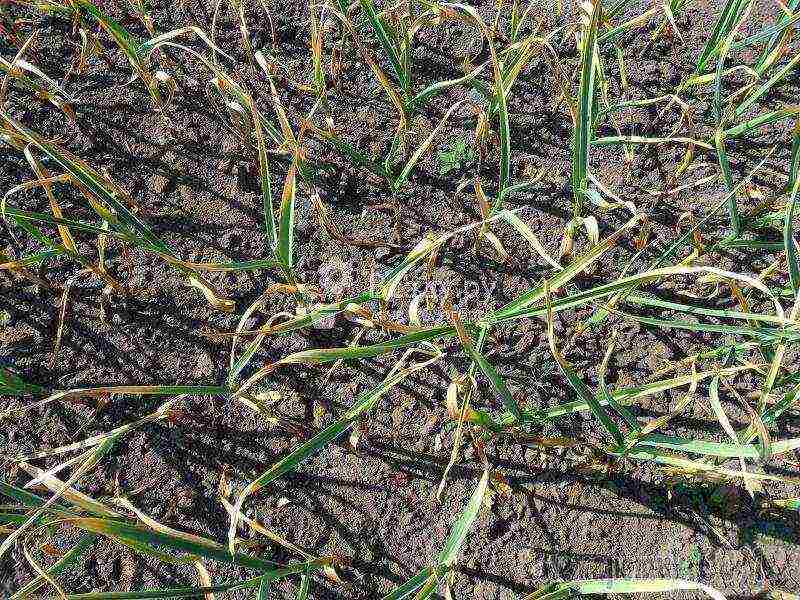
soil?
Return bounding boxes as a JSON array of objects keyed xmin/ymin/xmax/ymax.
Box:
[{"xmin": 1, "ymin": 0, "xmax": 800, "ymax": 598}]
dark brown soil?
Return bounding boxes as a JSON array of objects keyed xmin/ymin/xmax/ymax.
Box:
[{"xmin": 2, "ymin": 0, "xmax": 800, "ymax": 598}]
